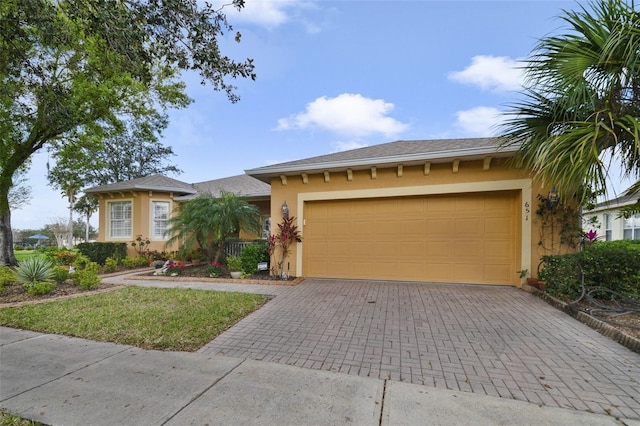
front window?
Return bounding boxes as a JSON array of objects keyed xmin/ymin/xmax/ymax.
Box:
[
  {"xmin": 152, "ymin": 201, "xmax": 170, "ymax": 239},
  {"xmin": 604, "ymin": 213, "xmax": 612, "ymax": 241},
  {"xmin": 623, "ymin": 213, "xmax": 640, "ymax": 240},
  {"xmin": 109, "ymin": 201, "xmax": 132, "ymax": 239}
]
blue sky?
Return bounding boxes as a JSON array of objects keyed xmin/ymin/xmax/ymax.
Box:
[{"xmin": 16, "ymin": 0, "xmax": 630, "ymax": 230}]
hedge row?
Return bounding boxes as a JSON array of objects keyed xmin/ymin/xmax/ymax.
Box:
[
  {"xmin": 76, "ymin": 242, "xmax": 128, "ymax": 265},
  {"xmin": 539, "ymin": 240, "xmax": 640, "ymax": 299}
]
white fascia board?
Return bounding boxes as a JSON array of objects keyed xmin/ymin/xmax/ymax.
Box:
[{"xmin": 246, "ymin": 145, "xmax": 518, "ymax": 178}]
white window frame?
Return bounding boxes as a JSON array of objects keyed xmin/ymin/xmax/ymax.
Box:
[
  {"xmin": 604, "ymin": 213, "xmax": 612, "ymax": 241},
  {"xmin": 108, "ymin": 200, "xmax": 132, "ymax": 239},
  {"xmin": 623, "ymin": 213, "xmax": 640, "ymax": 240},
  {"xmin": 151, "ymin": 200, "xmax": 171, "ymax": 240}
]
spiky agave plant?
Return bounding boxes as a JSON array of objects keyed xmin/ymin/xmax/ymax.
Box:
[{"xmin": 15, "ymin": 257, "xmax": 55, "ymax": 286}]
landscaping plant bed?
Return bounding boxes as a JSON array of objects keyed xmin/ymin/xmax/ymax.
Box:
[
  {"xmin": 0, "ymin": 281, "xmax": 122, "ymax": 306},
  {"xmin": 141, "ymin": 265, "xmax": 303, "ymax": 286}
]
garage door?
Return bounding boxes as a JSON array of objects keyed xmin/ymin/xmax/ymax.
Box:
[{"xmin": 302, "ymin": 190, "xmax": 520, "ymax": 284}]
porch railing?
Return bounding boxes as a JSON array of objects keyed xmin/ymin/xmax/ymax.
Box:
[{"xmin": 224, "ymin": 240, "xmax": 267, "ymax": 258}]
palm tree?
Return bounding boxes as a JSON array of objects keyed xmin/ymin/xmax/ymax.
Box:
[
  {"xmin": 73, "ymin": 195, "xmax": 99, "ymax": 242},
  {"xmin": 165, "ymin": 191, "xmax": 262, "ymax": 263},
  {"xmin": 500, "ymin": 0, "xmax": 640, "ymax": 204}
]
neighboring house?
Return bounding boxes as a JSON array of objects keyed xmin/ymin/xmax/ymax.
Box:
[
  {"xmin": 584, "ymin": 191, "xmax": 640, "ymax": 241},
  {"xmin": 246, "ymin": 137, "xmax": 551, "ymax": 287},
  {"xmin": 84, "ymin": 174, "xmax": 271, "ymax": 254}
]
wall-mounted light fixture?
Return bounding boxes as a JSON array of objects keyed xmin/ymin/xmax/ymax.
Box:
[
  {"xmin": 281, "ymin": 201, "xmax": 289, "ymax": 218},
  {"xmin": 547, "ymin": 187, "xmax": 559, "ymax": 209}
]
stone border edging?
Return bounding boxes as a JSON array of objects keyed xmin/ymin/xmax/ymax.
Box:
[
  {"xmin": 126, "ymin": 274, "xmax": 305, "ymax": 286},
  {"xmin": 0, "ymin": 285, "xmax": 126, "ymax": 309},
  {"xmin": 522, "ymin": 283, "xmax": 640, "ymax": 354}
]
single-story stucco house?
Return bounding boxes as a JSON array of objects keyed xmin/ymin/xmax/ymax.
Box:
[
  {"xmin": 86, "ymin": 137, "xmax": 557, "ymax": 287},
  {"xmin": 84, "ymin": 173, "xmax": 271, "ymax": 252},
  {"xmin": 584, "ymin": 191, "xmax": 640, "ymax": 241}
]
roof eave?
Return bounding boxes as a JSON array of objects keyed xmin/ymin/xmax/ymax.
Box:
[
  {"xmin": 85, "ymin": 184, "xmax": 197, "ymax": 195},
  {"xmin": 246, "ymin": 145, "xmax": 518, "ymax": 182}
]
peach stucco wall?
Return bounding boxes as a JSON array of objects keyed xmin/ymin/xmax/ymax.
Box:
[
  {"xmin": 269, "ymin": 158, "xmax": 551, "ymax": 284},
  {"xmin": 95, "ymin": 193, "xmax": 270, "ymax": 257}
]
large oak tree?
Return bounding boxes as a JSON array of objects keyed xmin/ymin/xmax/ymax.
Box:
[{"xmin": 0, "ymin": 0, "xmax": 255, "ymax": 265}]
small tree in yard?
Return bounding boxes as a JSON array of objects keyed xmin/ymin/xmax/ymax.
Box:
[
  {"xmin": 46, "ymin": 218, "xmax": 70, "ymax": 249},
  {"xmin": 269, "ymin": 216, "xmax": 302, "ymax": 279},
  {"xmin": 165, "ymin": 192, "xmax": 262, "ymax": 264}
]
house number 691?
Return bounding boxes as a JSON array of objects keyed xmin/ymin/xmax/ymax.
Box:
[{"xmin": 524, "ymin": 201, "xmax": 530, "ymax": 221}]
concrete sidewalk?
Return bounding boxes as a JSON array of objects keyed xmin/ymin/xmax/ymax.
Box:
[{"xmin": 2, "ymin": 327, "xmax": 637, "ymax": 426}]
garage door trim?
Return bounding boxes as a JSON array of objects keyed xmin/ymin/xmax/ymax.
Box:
[{"xmin": 295, "ymin": 179, "xmax": 532, "ymax": 279}]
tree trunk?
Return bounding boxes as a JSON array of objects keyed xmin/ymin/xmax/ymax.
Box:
[
  {"xmin": 85, "ymin": 212, "xmax": 90, "ymax": 242},
  {"xmin": 0, "ymin": 189, "xmax": 17, "ymax": 266}
]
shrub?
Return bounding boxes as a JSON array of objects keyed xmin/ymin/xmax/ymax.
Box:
[
  {"xmin": 72, "ymin": 253, "xmax": 92, "ymax": 270},
  {"xmin": 164, "ymin": 260, "xmax": 184, "ymax": 276},
  {"xmin": 14, "ymin": 245, "xmax": 23, "ymax": 251},
  {"xmin": 15, "ymin": 257, "xmax": 54, "ymax": 286},
  {"xmin": 72, "ymin": 261, "xmax": 101, "ymax": 290},
  {"xmin": 53, "ymin": 250, "xmax": 76, "ymax": 266},
  {"xmin": 134, "ymin": 256, "xmax": 150, "ymax": 268},
  {"xmin": 226, "ymin": 255, "xmax": 242, "ymax": 272},
  {"xmin": 0, "ymin": 266, "xmax": 16, "ymax": 288},
  {"xmin": 25, "ymin": 281, "xmax": 57, "ymax": 296},
  {"xmin": 581, "ymin": 242, "xmax": 640, "ymax": 297},
  {"xmin": 52, "ymin": 266, "xmax": 70, "ymax": 284},
  {"xmin": 103, "ymin": 257, "xmax": 119, "ymax": 273},
  {"xmin": 121, "ymin": 256, "xmax": 135, "ymax": 269},
  {"xmin": 207, "ymin": 262, "xmax": 223, "ymax": 277},
  {"xmin": 77, "ymin": 242, "xmax": 127, "ymax": 265},
  {"xmin": 240, "ymin": 244, "xmax": 267, "ymax": 276},
  {"xmin": 540, "ymin": 241, "xmax": 640, "ymax": 299},
  {"xmin": 539, "ymin": 254, "xmax": 582, "ymax": 299}
]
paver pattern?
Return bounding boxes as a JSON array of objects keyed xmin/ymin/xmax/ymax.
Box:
[{"xmin": 198, "ymin": 279, "xmax": 640, "ymax": 420}]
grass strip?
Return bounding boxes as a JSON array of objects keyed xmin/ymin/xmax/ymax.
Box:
[{"xmin": 0, "ymin": 286, "xmax": 266, "ymax": 352}]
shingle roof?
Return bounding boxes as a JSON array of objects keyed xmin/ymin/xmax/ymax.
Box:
[
  {"xmin": 84, "ymin": 174, "xmax": 196, "ymax": 195},
  {"xmin": 85, "ymin": 173, "xmax": 270, "ymax": 201},
  {"xmin": 178, "ymin": 174, "xmax": 270, "ymax": 201},
  {"xmin": 246, "ymin": 137, "xmax": 516, "ymax": 182}
]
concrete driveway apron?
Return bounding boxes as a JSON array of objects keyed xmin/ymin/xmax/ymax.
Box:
[{"xmin": 199, "ymin": 278, "xmax": 640, "ymax": 420}]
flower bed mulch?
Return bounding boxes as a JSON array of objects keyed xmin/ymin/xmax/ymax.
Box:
[
  {"xmin": 0, "ymin": 281, "xmax": 123, "ymax": 307},
  {"xmin": 133, "ymin": 265, "xmax": 303, "ymax": 286}
]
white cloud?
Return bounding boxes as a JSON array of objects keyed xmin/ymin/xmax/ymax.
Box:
[
  {"xmin": 449, "ymin": 55, "xmax": 523, "ymax": 92},
  {"xmin": 455, "ymin": 106, "xmax": 504, "ymax": 137},
  {"xmin": 218, "ymin": 0, "xmax": 312, "ymax": 29},
  {"xmin": 276, "ymin": 93, "xmax": 408, "ymax": 138},
  {"xmin": 333, "ymin": 140, "xmax": 369, "ymax": 152}
]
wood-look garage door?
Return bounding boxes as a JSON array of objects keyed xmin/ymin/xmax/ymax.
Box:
[{"xmin": 302, "ymin": 190, "xmax": 520, "ymax": 284}]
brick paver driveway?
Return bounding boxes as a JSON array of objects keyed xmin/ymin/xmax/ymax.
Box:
[{"xmin": 199, "ymin": 279, "xmax": 640, "ymax": 420}]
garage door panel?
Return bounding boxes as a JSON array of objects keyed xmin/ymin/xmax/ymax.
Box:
[
  {"xmin": 427, "ymin": 219, "xmax": 454, "ymax": 235},
  {"xmin": 485, "ymin": 241, "xmax": 513, "ymax": 258},
  {"xmin": 455, "ymin": 264, "xmax": 481, "ymax": 281},
  {"xmin": 485, "ymin": 217, "xmax": 512, "ymax": 234},
  {"xmin": 454, "ymin": 241, "xmax": 482, "ymax": 257},
  {"xmin": 484, "ymin": 264, "xmax": 513, "ymax": 283},
  {"xmin": 455, "ymin": 217, "xmax": 484, "ymax": 234},
  {"xmin": 303, "ymin": 191, "xmax": 519, "ymax": 285},
  {"xmin": 427, "ymin": 240, "xmax": 454, "ymax": 256},
  {"xmin": 427, "ymin": 263, "xmax": 454, "ymax": 281}
]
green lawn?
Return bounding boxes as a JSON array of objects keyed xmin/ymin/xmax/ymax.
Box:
[
  {"xmin": 13, "ymin": 250, "xmax": 39, "ymax": 262},
  {"xmin": 0, "ymin": 410, "xmax": 43, "ymax": 425},
  {"xmin": 0, "ymin": 286, "xmax": 267, "ymax": 351}
]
